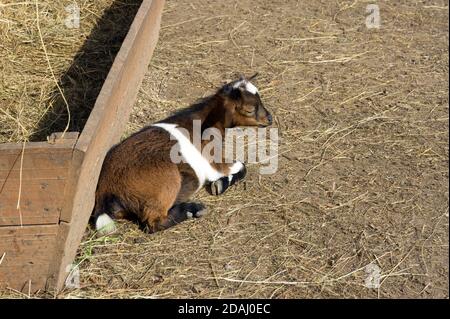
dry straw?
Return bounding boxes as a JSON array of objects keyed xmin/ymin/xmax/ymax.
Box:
[
  {"xmin": 34, "ymin": 0, "xmax": 71, "ymax": 138},
  {"xmin": 0, "ymin": 0, "xmax": 125, "ymax": 143}
]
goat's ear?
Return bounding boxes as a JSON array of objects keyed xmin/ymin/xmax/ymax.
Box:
[
  {"xmin": 221, "ymin": 83, "xmax": 242, "ymax": 100},
  {"xmin": 222, "ymin": 83, "xmax": 233, "ymax": 95},
  {"xmin": 247, "ymin": 72, "xmax": 259, "ymax": 81},
  {"xmin": 229, "ymin": 87, "xmax": 242, "ymax": 100}
]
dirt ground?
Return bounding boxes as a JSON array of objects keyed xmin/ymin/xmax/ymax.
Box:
[{"xmin": 23, "ymin": 0, "xmax": 450, "ymax": 298}]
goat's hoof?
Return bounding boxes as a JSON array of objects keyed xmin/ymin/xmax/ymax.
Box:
[
  {"xmin": 184, "ymin": 202, "xmax": 207, "ymax": 218},
  {"xmin": 235, "ymin": 164, "xmax": 247, "ymax": 181},
  {"xmin": 186, "ymin": 208, "xmax": 207, "ymax": 219},
  {"xmin": 209, "ymin": 178, "xmax": 226, "ymax": 196},
  {"xmin": 194, "ymin": 208, "xmax": 208, "ymax": 218}
]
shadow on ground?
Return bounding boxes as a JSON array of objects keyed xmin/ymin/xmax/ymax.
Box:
[{"xmin": 31, "ymin": 0, "xmax": 142, "ymax": 141}]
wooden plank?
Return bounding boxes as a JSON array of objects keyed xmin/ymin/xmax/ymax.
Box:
[
  {"xmin": 0, "ymin": 208, "xmax": 61, "ymax": 226},
  {"xmin": 0, "ymin": 133, "xmax": 78, "ymax": 152},
  {"xmin": 0, "ymin": 176, "xmax": 66, "ymax": 192},
  {"xmin": 47, "ymin": 0, "xmax": 165, "ymax": 292},
  {"xmin": 0, "ymin": 179, "xmax": 65, "ymax": 226},
  {"xmin": 0, "ymin": 167, "xmax": 68, "ymax": 181},
  {"xmin": 0, "ymin": 134, "xmax": 78, "ymax": 171},
  {"xmin": 0, "ymin": 149, "xmax": 73, "ymax": 171},
  {"xmin": 0, "ymin": 134, "xmax": 77, "ymax": 227},
  {"xmin": 0, "ymin": 225, "xmax": 58, "ymax": 293}
]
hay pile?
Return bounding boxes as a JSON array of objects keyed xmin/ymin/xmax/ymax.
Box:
[{"xmin": 0, "ymin": 0, "xmax": 142, "ymax": 143}]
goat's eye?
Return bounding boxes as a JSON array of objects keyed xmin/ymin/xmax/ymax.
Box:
[{"xmin": 240, "ymin": 105, "xmax": 256, "ymax": 116}]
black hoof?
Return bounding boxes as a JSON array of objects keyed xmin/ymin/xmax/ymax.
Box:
[
  {"xmin": 206, "ymin": 164, "xmax": 247, "ymax": 196},
  {"xmin": 234, "ymin": 164, "xmax": 247, "ymax": 182},
  {"xmin": 178, "ymin": 202, "xmax": 207, "ymax": 218},
  {"xmin": 208, "ymin": 177, "xmax": 229, "ymax": 196}
]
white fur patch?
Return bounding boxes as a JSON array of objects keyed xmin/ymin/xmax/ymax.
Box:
[
  {"xmin": 153, "ymin": 123, "xmax": 224, "ymax": 188},
  {"xmin": 233, "ymin": 80, "xmax": 258, "ymax": 95},
  {"xmin": 229, "ymin": 161, "xmax": 244, "ymax": 174},
  {"xmin": 228, "ymin": 161, "xmax": 244, "ymax": 182},
  {"xmin": 245, "ymin": 82, "xmax": 258, "ymax": 95},
  {"xmin": 95, "ymin": 214, "xmax": 116, "ymax": 235}
]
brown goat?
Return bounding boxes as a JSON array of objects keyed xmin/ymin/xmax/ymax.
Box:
[{"xmin": 93, "ymin": 75, "xmax": 272, "ymax": 234}]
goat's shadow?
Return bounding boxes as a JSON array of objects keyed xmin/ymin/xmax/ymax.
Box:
[{"xmin": 31, "ymin": 0, "xmax": 143, "ymax": 142}]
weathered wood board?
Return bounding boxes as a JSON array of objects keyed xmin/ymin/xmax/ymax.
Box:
[
  {"xmin": 0, "ymin": 134, "xmax": 78, "ymax": 227},
  {"xmin": 0, "ymin": 0, "xmax": 164, "ymax": 293},
  {"xmin": 0, "ymin": 225, "xmax": 59, "ymax": 292}
]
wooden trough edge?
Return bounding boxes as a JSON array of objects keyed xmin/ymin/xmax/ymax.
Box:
[
  {"xmin": 0, "ymin": 0, "xmax": 165, "ymax": 293},
  {"xmin": 48, "ymin": 0, "xmax": 165, "ymax": 293}
]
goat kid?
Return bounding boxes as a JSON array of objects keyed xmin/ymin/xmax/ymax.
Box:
[{"xmin": 93, "ymin": 76, "xmax": 272, "ymax": 235}]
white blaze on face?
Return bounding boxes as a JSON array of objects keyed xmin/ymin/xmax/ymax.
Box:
[
  {"xmin": 233, "ymin": 80, "xmax": 259, "ymax": 95},
  {"xmin": 153, "ymin": 123, "xmax": 225, "ymax": 188}
]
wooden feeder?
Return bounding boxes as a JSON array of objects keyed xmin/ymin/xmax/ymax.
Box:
[{"xmin": 0, "ymin": 0, "xmax": 165, "ymax": 294}]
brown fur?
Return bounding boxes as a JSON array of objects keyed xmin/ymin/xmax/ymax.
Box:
[{"xmin": 94, "ymin": 76, "xmax": 272, "ymax": 233}]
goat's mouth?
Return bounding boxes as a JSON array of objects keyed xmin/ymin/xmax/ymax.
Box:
[
  {"xmin": 258, "ymin": 118, "xmax": 273, "ymax": 127},
  {"xmin": 258, "ymin": 114, "xmax": 273, "ymax": 127}
]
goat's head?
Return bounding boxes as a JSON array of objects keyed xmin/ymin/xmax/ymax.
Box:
[{"xmin": 218, "ymin": 74, "xmax": 273, "ymax": 128}]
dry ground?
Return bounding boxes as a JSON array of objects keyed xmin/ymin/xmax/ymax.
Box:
[
  {"xmin": 66, "ymin": 0, "xmax": 449, "ymax": 299},
  {"xmin": 5, "ymin": 0, "xmax": 448, "ymax": 298}
]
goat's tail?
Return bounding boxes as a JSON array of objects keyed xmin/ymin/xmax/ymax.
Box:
[{"xmin": 93, "ymin": 193, "xmax": 121, "ymax": 236}]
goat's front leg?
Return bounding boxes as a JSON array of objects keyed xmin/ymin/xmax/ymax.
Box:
[{"xmin": 207, "ymin": 161, "xmax": 247, "ymax": 196}]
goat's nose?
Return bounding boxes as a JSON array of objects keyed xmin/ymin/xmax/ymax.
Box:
[{"xmin": 267, "ymin": 114, "xmax": 273, "ymax": 125}]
